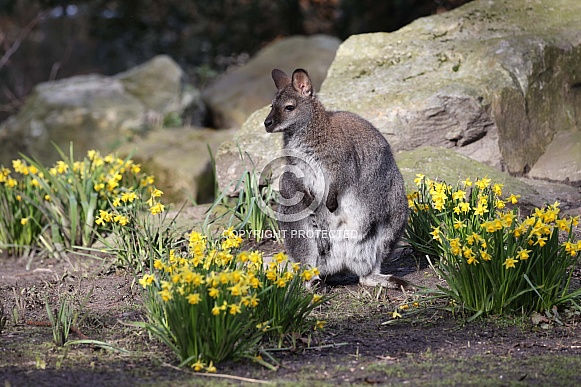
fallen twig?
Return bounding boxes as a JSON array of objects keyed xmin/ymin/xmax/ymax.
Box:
[{"xmin": 161, "ymin": 362, "xmax": 273, "ymax": 384}]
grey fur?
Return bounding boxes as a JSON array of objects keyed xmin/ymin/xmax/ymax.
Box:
[{"xmin": 264, "ymin": 69, "xmax": 409, "ymax": 289}]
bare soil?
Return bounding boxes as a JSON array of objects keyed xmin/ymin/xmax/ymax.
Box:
[{"xmin": 2, "ymin": 207, "xmax": 581, "ymax": 386}]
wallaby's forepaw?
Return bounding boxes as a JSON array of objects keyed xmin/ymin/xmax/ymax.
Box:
[{"xmin": 359, "ymin": 274, "xmax": 413, "ymax": 290}]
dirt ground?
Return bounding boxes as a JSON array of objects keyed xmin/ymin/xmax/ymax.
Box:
[{"xmin": 2, "ymin": 204, "xmax": 581, "ymax": 386}]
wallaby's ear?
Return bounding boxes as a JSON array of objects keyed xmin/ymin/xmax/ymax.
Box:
[
  {"xmin": 292, "ymin": 69, "xmax": 313, "ymax": 97},
  {"xmin": 272, "ymin": 69, "xmax": 291, "ymax": 90}
]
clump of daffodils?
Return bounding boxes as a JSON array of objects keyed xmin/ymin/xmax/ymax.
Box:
[
  {"xmin": 94, "ymin": 182, "xmax": 172, "ymax": 273},
  {"xmin": 0, "ymin": 165, "xmax": 45, "ymax": 255},
  {"xmin": 136, "ymin": 228, "xmax": 327, "ymax": 371},
  {"xmin": 96, "ymin": 187, "xmax": 165, "ymax": 228},
  {"xmin": 0, "ymin": 147, "xmax": 155, "ymax": 255},
  {"xmin": 405, "ymin": 175, "xmax": 581, "ymax": 317}
]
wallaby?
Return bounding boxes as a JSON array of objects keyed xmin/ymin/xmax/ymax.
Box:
[{"xmin": 264, "ymin": 68, "xmax": 409, "ymax": 289}]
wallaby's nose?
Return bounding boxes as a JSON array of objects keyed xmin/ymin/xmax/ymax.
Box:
[{"xmin": 264, "ymin": 118, "xmax": 273, "ymax": 131}]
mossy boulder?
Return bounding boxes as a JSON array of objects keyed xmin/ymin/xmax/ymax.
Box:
[
  {"xmin": 0, "ymin": 55, "xmax": 204, "ymax": 166},
  {"xmin": 321, "ymin": 0, "xmax": 581, "ymax": 175},
  {"xmin": 216, "ymin": 0, "xmax": 581, "ymax": 197},
  {"xmin": 119, "ymin": 127, "xmax": 236, "ymax": 204}
]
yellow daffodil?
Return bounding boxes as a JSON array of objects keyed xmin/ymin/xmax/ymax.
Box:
[
  {"xmin": 475, "ymin": 177, "xmax": 491, "ymax": 190},
  {"xmin": 229, "ymin": 303, "xmax": 241, "ymax": 315},
  {"xmin": 474, "ymin": 204, "xmax": 488, "ymax": 216},
  {"xmin": 206, "ymin": 361, "xmax": 217, "ymax": 373},
  {"xmin": 248, "ymin": 251, "xmax": 262, "ymax": 264},
  {"xmin": 153, "ymin": 259, "xmax": 163, "ymax": 270},
  {"xmin": 151, "ymin": 188, "xmax": 163, "ymax": 197},
  {"xmin": 191, "ymin": 360, "xmax": 205, "ymax": 371},
  {"xmin": 480, "ymin": 249, "xmax": 492, "ymax": 261},
  {"xmin": 121, "ymin": 191, "xmax": 138, "ymax": 203},
  {"xmin": 273, "ymin": 252, "xmax": 287, "ymax": 263},
  {"xmin": 6, "ymin": 178, "xmax": 18, "ymax": 188},
  {"xmin": 150, "ymin": 202, "xmax": 165, "ymax": 215},
  {"xmin": 535, "ymin": 236, "xmax": 547, "ymax": 247},
  {"xmin": 430, "ymin": 227, "xmax": 442, "ymax": 242},
  {"xmin": 208, "ymin": 287, "xmax": 220, "ymax": 298},
  {"xmin": 503, "ymin": 257, "xmax": 518, "ymax": 269},
  {"xmin": 56, "ymin": 161, "xmax": 68, "ymax": 174},
  {"xmin": 266, "ymin": 269, "xmax": 277, "ymax": 281},
  {"xmin": 300, "ymin": 268, "xmax": 319, "ymax": 281},
  {"xmin": 507, "ymin": 194, "xmax": 520, "ymax": 204},
  {"xmin": 414, "ymin": 174, "xmax": 425, "ymax": 186},
  {"xmin": 458, "ymin": 202, "xmax": 470, "ymax": 213},
  {"xmin": 452, "ymin": 190, "xmax": 466, "ymax": 201},
  {"xmin": 187, "ymin": 293, "xmax": 201, "ymax": 305},
  {"xmin": 516, "ymin": 248, "xmax": 530, "ymax": 260},
  {"xmin": 138, "ymin": 274, "xmax": 155, "ymax": 288},
  {"xmin": 453, "ymin": 220, "xmax": 466, "ymax": 230}
]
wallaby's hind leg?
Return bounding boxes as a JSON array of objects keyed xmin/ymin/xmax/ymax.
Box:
[
  {"xmin": 358, "ymin": 250, "xmax": 409, "ymax": 289},
  {"xmin": 358, "ymin": 249, "xmax": 410, "ymax": 289},
  {"xmin": 358, "ymin": 231, "xmax": 410, "ymax": 289}
]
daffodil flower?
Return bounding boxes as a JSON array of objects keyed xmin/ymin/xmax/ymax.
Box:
[
  {"xmin": 206, "ymin": 361, "xmax": 217, "ymax": 373},
  {"xmin": 503, "ymin": 257, "xmax": 518, "ymax": 269}
]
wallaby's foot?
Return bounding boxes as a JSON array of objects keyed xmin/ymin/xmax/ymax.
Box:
[
  {"xmin": 304, "ymin": 275, "xmax": 330, "ymax": 293},
  {"xmin": 359, "ymin": 273, "xmax": 412, "ymax": 290}
]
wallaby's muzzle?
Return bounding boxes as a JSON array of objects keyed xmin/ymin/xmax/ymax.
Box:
[
  {"xmin": 264, "ymin": 117, "xmax": 274, "ymax": 132},
  {"xmin": 264, "ymin": 109, "xmax": 281, "ymax": 132}
]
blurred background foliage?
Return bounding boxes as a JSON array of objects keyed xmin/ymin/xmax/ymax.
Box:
[{"xmin": 0, "ymin": 0, "xmax": 470, "ymax": 123}]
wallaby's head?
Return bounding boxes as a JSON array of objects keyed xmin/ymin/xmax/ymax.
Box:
[{"xmin": 264, "ymin": 68, "xmax": 314, "ymax": 134}]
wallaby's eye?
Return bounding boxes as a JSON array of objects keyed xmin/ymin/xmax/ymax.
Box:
[{"xmin": 285, "ymin": 105, "xmax": 295, "ymax": 112}]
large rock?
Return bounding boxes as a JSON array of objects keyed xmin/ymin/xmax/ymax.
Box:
[
  {"xmin": 202, "ymin": 35, "xmax": 341, "ymax": 129},
  {"xmin": 119, "ymin": 127, "xmax": 236, "ymax": 204},
  {"xmin": 320, "ymin": 0, "xmax": 581, "ymax": 176},
  {"xmin": 0, "ymin": 55, "xmax": 204, "ymax": 166},
  {"xmin": 216, "ymin": 0, "xmax": 581, "ymax": 189},
  {"xmin": 528, "ymin": 131, "xmax": 581, "ymax": 186},
  {"xmin": 117, "ymin": 55, "xmax": 204, "ymax": 121}
]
